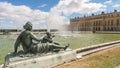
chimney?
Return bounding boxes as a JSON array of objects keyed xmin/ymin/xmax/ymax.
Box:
[
  {"xmin": 92, "ymin": 13, "xmax": 94, "ymax": 16},
  {"xmin": 114, "ymin": 9, "xmax": 117, "ymax": 12},
  {"xmin": 101, "ymin": 11, "xmax": 104, "ymax": 14}
]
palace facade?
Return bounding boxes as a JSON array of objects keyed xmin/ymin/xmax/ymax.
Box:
[{"xmin": 70, "ymin": 10, "xmax": 120, "ymax": 32}]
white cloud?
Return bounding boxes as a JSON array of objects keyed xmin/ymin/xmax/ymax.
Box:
[
  {"xmin": 0, "ymin": 0, "xmax": 106, "ymax": 30},
  {"xmin": 39, "ymin": 4, "xmax": 47, "ymax": 8},
  {"xmin": 47, "ymin": 0, "xmax": 106, "ymax": 30},
  {"xmin": 104, "ymin": 0, "xmax": 112, "ymax": 4},
  {"xmin": 51, "ymin": 0, "xmax": 106, "ymax": 16},
  {"xmin": 112, "ymin": 4, "xmax": 120, "ymax": 8},
  {"xmin": 0, "ymin": 2, "xmax": 49, "ymax": 29}
]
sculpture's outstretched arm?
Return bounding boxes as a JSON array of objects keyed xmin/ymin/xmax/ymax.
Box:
[{"xmin": 30, "ymin": 32, "xmax": 41, "ymax": 42}]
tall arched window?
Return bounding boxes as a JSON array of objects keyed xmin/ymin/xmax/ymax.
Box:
[
  {"xmin": 108, "ymin": 20, "xmax": 110, "ymax": 26},
  {"xmin": 111, "ymin": 20, "xmax": 113, "ymax": 26},
  {"xmin": 104, "ymin": 20, "xmax": 106, "ymax": 26},
  {"xmin": 117, "ymin": 14, "xmax": 119, "ymax": 17},
  {"xmin": 116, "ymin": 19, "xmax": 119, "ymax": 26},
  {"xmin": 99, "ymin": 21, "xmax": 101, "ymax": 26},
  {"xmin": 96, "ymin": 21, "xmax": 98, "ymax": 26}
]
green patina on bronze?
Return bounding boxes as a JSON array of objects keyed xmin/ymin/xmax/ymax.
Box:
[
  {"xmin": 3, "ymin": 21, "xmax": 69, "ymax": 68},
  {"xmin": 14, "ymin": 21, "xmax": 69, "ymax": 54}
]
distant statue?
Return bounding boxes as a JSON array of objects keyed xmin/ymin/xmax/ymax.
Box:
[{"xmin": 13, "ymin": 21, "xmax": 69, "ymax": 54}]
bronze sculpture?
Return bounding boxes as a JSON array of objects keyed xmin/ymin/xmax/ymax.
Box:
[
  {"xmin": 13, "ymin": 21, "xmax": 69, "ymax": 54},
  {"xmin": 3, "ymin": 21, "xmax": 69, "ymax": 68}
]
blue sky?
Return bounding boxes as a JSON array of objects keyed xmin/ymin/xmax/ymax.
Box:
[
  {"xmin": 0, "ymin": 0, "xmax": 120, "ymax": 29},
  {"xmin": 0, "ymin": 0, "xmax": 59, "ymax": 12}
]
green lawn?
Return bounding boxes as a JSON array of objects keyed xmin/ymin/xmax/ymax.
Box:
[
  {"xmin": 0, "ymin": 33, "xmax": 120, "ymax": 64},
  {"xmin": 57, "ymin": 44, "xmax": 120, "ymax": 68}
]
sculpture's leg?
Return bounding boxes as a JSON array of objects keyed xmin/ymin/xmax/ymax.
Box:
[
  {"xmin": 49, "ymin": 44, "xmax": 69, "ymax": 52},
  {"xmin": 3, "ymin": 54, "xmax": 10, "ymax": 68},
  {"xmin": 22, "ymin": 45, "xmax": 30, "ymax": 54},
  {"xmin": 53, "ymin": 42, "xmax": 60, "ymax": 45}
]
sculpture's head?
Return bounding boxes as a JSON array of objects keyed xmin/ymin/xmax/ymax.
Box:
[{"xmin": 23, "ymin": 21, "xmax": 32, "ymax": 31}]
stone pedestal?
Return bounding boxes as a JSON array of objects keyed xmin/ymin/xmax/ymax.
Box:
[{"xmin": 6, "ymin": 50, "xmax": 76, "ymax": 68}]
